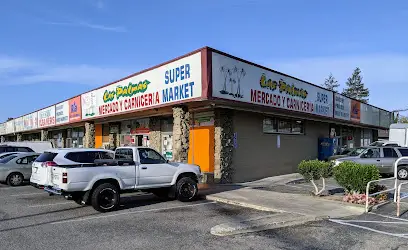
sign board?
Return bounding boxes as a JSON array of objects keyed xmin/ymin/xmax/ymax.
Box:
[
  {"xmin": 14, "ymin": 117, "xmax": 24, "ymax": 132},
  {"xmin": 6, "ymin": 120, "xmax": 14, "ymax": 134},
  {"xmin": 380, "ymin": 110, "xmax": 392, "ymax": 128},
  {"xmin": 69, "ymin": 96, "xmax": 82, "ymax": 122},
  {"xmin": 212, "ymin": 52, "xmax": 333, "ymax": 118},
  {"xmin": 334, "ymin": 93, "xmax": 351, "ymax": 120},
  {"xmin": 38, "ymin": 106, "xmax": 56, "ymax": 128},
  {"xmin": 81, "ymin": 52, "xmax": 202, "ymax": 119},
  {"xmin": 350, "ymin": 100, "xmax": 361, "ymax": 122},
  {"xmin": 361, "ymin": 103, "xmax": 381, "ymax": 126},
  {"xmin": 56, "ymin": 101, "xmax": 70, "ymax": 125},
  {"xmin": 372, "ymin": 107, "xmax": 380, "ymax": 126},
  {"xmin": 0, "ymin": 123, "xmax": 5, "ymax": 135},
  {"xmin": 23, "ymin": 112, "xmax": 38, "ymax": 131}
]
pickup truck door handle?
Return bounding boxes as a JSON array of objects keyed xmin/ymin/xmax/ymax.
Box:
[{"xmin": 141, "ymin": 166, "xmax": 147, "ymax": 170}]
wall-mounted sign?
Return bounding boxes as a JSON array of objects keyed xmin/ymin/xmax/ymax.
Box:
[
  {"xmin": 0, "ymin": 123, "xmax": 5, "ymax": 135},
  {"xmin": 69, "ymin": 96, "xmax": 82, "ymax": 122},
  {"xmin": 56, "ymin": 101, "xmax": 69, "ymax": 125},
  {"xmin": 23, "ymin": 112, "xmax": 38, "ymax": 131},
  {"xmin": 81, "ymin": 52, "xmax": 202, "ymax": 119},
  {"xmin": 380, "ymin": 110, "xmax": 392, "ymax": 128},
  {"xmin": 6, "ymin": 120, "xmax": 14, "ymax": 134},
  {"xmin": 212, "ymin": 52, "xmax": 333, "ymax": 118},
  {"xmin": 14, "ymin": 117, "xmax": 24, "ymax": 132},
  {"xmin": 350, "ymin": 100, "xmax": 361, "ymax": 122},
  {"xmin": 334, "ymin": 94, "xmax": 351, "ymax": 120},
  {"xmin": 38, "ymin": 106, "xmax": 56, "ymax": 128},
  {"xmin": 361, "ymin": 103, "xmax": 381, "ymax": 126}
]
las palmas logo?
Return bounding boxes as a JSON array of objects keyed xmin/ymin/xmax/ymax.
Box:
[{"xmin": 219, "ymin": 66, "xmax": 246, "ymax": 98}]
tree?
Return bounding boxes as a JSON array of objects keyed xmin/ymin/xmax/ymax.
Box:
[
  {"xmin": 322, "ymin": 73, "xmax": 339, "ymax": 92},
  {"xmin": 342, "ymin": 67, "xmax": 370, "ymax": 103}
]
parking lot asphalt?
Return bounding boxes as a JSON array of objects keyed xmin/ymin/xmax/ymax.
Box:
[{"xmin": 2, "ymin": 182, "xmax": 408, "ymax": 250}]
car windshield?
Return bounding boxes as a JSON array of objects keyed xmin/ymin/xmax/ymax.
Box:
[
  {"xmin": 0, "ymin": 155, "xmax": 17, "ymax": 164},
  {"xmin": 348, "ymin": 148, "xmax": 367, "ymax": 156}
]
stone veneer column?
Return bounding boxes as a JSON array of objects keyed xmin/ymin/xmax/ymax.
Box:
[
  {"xmin": 0, "ymin": 136, "xmax": 5, "ymax": 143},
  {"xmin": 214, "ymin": 109, "xmax": 234, "ymax": 183},
  {"xmin": 84, "ymin": 122, "xmax": 95, "ymax": 148},
  {"xmin": 149, "ymin": 116, "xmax": 162, "ymax": 153},
  {"xmin": 172, "ymin": 106, "xmax": 190, "ymax": 163},
  {"xmin": 16, "ymin": 134, "xmax": 22, "ymax": 142},
  {"xmin": 41, "ymin": 130, "xmax": 48, "ymax": 141}
]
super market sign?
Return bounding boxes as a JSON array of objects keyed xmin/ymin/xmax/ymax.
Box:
[{"xmin": 82, "ymin": 52, "xmax": 201, "ymax": 119}]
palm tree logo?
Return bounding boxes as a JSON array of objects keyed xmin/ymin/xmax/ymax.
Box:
[
  {"xmin": 219, "ymin": 65, "xmax": 246, "ymax": 99},
  {"xmin": 219, "ymin": 66, "xmax": 231, "ymax": 95}
]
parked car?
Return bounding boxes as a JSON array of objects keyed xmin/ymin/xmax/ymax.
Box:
[
  {"xmin": 30, "ymin": 148, "xmax": 114, "ymax": 189},
  {"xmin": 0, "ymin": 153, "xmax": 40, "ymax": 186},
  {"xmin": 333, "ymin": 146, "xmax": 408, "ymax": 179},
  {"xmin": 42, "ymin": 146, "xmax": 202, "ymax": 212},
  {"xmin": 0, "ymin": 145, "xmax": 35, "ymax": 153},
  {"xmin": 0, "ymin": 152, "xmax": 21, "ymax": 159},
  {"xmin": 0, "ymin": 141, "xmax": 54, "ymax": 153},
  {"xmin": 369, "ymin": 140, "xmax": 400, "ymax": 147}
]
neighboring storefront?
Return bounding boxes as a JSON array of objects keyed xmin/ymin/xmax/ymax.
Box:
[{"xmin": 0, "ymin": 47, "xmax": 394, "ymax": 183}]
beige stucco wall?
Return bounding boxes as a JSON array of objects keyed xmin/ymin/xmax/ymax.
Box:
[{"xmin": 232, "ymin": 111, "xmax": 329, "ymax": 183}]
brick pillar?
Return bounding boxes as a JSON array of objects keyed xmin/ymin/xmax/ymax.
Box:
[
  {"xmin": 16, "ymin": 134, "xmax": 22, "ymax": 142},
  {"xmin": 84, "ymin": 122, "xmax": 95, "ymax": 148},
  {"xmin": 172, "ymin": 106, "xmax": 190, "ymax": 163},
  {"xmin": 149, "ymin": 116, "xmax": 162, "ymax": 153},
  {"xmin": 41, "ymin": 130, "xmax": 48, "ymax": 141},
  {"xmin": 214, "ymin": 109, "xmax": 234, "ymax": 183},
  {"xmin": 0, "ymin": 136, "xmax": 5, "ymax": 143}
]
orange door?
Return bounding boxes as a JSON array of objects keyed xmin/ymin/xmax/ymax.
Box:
[{"xmin": 188, "ymin": 126, "xmax": 214, "ymax": 173}]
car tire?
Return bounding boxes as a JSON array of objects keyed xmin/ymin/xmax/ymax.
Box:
[
  {"xmin": 7, "ymin": 172, "xmax": 24, "ymax": 186},
  {"xmin": 91, "ymin": 183, "xmax": 120, "ymax": 213},
  {"xmin": 397, "ymin": 166, "xmax": 408, "ymax": 180},
  {"xmin": 176, "ymin": 177, "xmax": 198, "ymax": 202}
]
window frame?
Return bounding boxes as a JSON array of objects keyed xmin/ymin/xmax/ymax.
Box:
[
  {"xmin": 263, "ymin": 117, "xmax": 305, "ymax": 135},
  {"xmin": 382, "ymin": 148, "xmax": 399, "ymax": 158},
  {"xmin": 138, "ymin": 148, "xmax": 167, "ymax": 165}
]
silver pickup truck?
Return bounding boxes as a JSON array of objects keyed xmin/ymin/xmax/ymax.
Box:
[{"xmin": 41, "ymin": 146, "xmax": 202, "ymax": 212}]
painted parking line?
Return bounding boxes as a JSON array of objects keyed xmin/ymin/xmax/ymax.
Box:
[
  {"xmin": 28, "ymin": 202, "xmax": 74, "ymax": 208},
  {"xmin": 329, "ymin": 219, "xmax": 408, "ymax": 239},
  {"xmin": 51, "ymin": 201, "xmax": 216, "ymax": 225},
  {"xmin": 9, "ymin": 192, "xmax": 46, "ymax": 197}
]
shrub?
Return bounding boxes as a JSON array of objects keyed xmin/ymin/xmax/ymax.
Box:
[
  {"xmin": 298, "ymin": 160, "xmax": 332, "ymax": 195},
  {"xmin": 333, "ymin": 161, "xmax": 380, "ymax": 194}
]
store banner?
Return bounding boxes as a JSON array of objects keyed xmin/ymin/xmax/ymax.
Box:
[
  {"xmin": 334, "ymin": 93, "xmax": 351, "ymax": 120},
  {"xmin": 361, "ymin": 103, "xmax": 381, "ymax": 126},
  {"xmin": 372, "ymin": 107, "xmax": 380, "ymax": 126},
  {"xmin": 69, "ymin": 96, "xmax": 82, "ymax": 122},
  {"xmin": 56, "ymin": 101, "xmax": 70, "ymax": 125},
  {"xmin": 14, "ymin": 117, "xmax": 24, "ymax": 132},
  {"xmin": 6, "ymin": 120, "xmax": 14, "ymax": 134},
  {"xmin": 23, "ymin": 112, "xmax": 38, "ymax": 131},
  {"xmin": 350, "ymin": 100, "xmax": 361, "ymax": 122},
  {"xmin": 380, "ymin": 110, "xmax": 392, "ymax": 128},
  {"xmin": 0, "ymin": 123, "xmax": 5, "ymax": 135},
  {"xmin": 38, "ymin": 106, "xmax": 56, "ymax": 128},
  {"xmin": 81, "ymin": 52, "xmax": 202, "ymax": 119},
  {"xmin": 212, "ymin": 52, "xmax": 333, "ymax": 118}
]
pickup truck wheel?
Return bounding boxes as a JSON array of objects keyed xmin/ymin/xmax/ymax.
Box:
[
  {"xmin": 91, "ymin": 183, "xmax": 120, "ymax": 212},
  {"xmin": 398, "ymin": 166, "xmax": 408, "ymax": 180},
  {"xmin": 7, "ymin": 173, "xmax": 24, "ymax": 186},
  {"xmin": 176, "ymin": 177, "xmax": 198, "ymax": 202}
]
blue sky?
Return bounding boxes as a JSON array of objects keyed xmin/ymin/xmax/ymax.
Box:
[{"xmin": 1, "ymin": 0, "xmax": 407, "ymax": 121}]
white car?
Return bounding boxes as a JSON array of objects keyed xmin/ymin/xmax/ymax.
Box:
[
  {"xmin": 30, "ymin": 148, "xmax": 114, "ymax": 189},
  {"xmin": 42, "ymin": 146, "xmax": 202, "ymax": 212}
]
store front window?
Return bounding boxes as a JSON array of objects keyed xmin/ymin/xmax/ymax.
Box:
[
  {"xmin": 68, "ymin": 127, "xmax": 84, "ymax": 148},
  {"xmin": 119, "ymin": 118, "xmax": 150, "ymax": 147}
]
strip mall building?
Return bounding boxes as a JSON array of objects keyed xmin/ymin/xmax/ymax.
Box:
[{"xmin": 0, "ymin": 47, "xmax": 393, "ymax": 183}]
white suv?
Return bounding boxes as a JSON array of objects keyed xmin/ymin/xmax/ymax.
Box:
[{"xmin": 30, "ymin": 148, "xmax": 114, "ymax": 189}]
